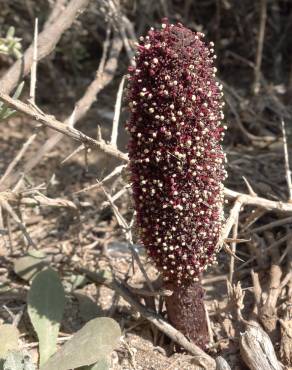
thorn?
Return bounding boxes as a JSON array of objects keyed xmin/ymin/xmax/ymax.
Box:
[
  {"xmin": 61, "ymin": 144, "xmax": 85, "ymax": 164},
  {"xmin": 223, "ymin": 242, "xmax": 245, "ymax": 262},
  {"xmin": 242, "ymin": 176, "xmax": 257, "ymax": 196},
  {"xmin": 68, "ymin": 105, "xmax": 77, "ymax": 128},
  {"xmin": 225, "ymin": 237, "xmax": 250, "ymax": 244},
  {"xmin": 97, "ymin": 125, "xmax": 103, "ymax": 141}
]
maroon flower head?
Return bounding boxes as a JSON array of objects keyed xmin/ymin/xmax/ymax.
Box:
[{"xmin": 126, "ymin": 20, "xmax": 227, "ymax": 285}]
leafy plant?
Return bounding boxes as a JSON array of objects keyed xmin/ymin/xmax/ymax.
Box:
[
  {"xmin": 41, "ymin": 317, "xmax": 121, "ymax": 370},
  {"xmin": 27, "ymin": 268, "xmax": 65, "ymax": 367},
  {"xmin": 0, "ymin": 27, "xmax": 22, "ymax": 59}
]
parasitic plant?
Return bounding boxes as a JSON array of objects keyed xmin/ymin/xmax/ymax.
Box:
[{"xmin": 126, "ymin": 20, "xmax": 227, "ymax": 348}]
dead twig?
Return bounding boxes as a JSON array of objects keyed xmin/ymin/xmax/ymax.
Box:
[
  {"xmin": 217, "ymin": 196, "xmax": 244, "ymax": 251},
  {"xmin": 229, "ymin": 215, "xmax": 239, "ymax": 283},
  {"xmin": 0, "ymin": 199, "xmax": 35, "ymax": 248},
  {"xmin": 3, "ymin": 31, "xmax": 123, "ymax": 188},
  {"xmin": 224, "ymin": 187, "xmax": 292, "ymax": 213},
  {"xmin": 253, "ymin": 0, "xmax": 267, "ymax": 94},
  {"xmin": 74, "ymin": 164, "xmax": 126, "ymax": 195},
  {"xmin": 0, "ymin": 91, "xmax": 128, "ymax": 162},
  {"xmin": 29, "ymin": 18, "xmax": 38, "ymax": 104},
  {"xmin": 101, "ymin": 186, "xmax": 155, "ymax": 293},
  {"xmin": 249, "ymin": 216, "xmax": 292, "ymax": 234},
  {"xmin": 0, "ymin": 134, "xmax": 36, "ymax": 189},
  {"xmin": 111, "ymin": 75, "xmax": 126, "ymax": 147},
  {"xmin": 281, "ymin": 119, "xmax": 292, "ymax": 202}
]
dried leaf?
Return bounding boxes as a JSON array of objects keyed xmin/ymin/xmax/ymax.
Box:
[
  {"xmin": 0, "ymin": 324, "xmax": 19, "ymax": 360},
  {"xmin": 41, "ymin": 317, "xmax": 121, "ymax": 370},
  {"xmin": 28, "ymin": 268, "xmax": 65, "ymax": 366}
]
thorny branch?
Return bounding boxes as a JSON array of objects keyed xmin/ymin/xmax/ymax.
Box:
[{"xmin": 0, "ymin": 91, "xmax": 128, "ymax": 162}]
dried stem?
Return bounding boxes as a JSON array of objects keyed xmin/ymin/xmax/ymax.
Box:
[
  {"xmin": 229, "ymin": 215, "xmax": 239, "ymax": 283},
  {"xmin": 253, "ymin": 0, "xmax": 267, "ymax": 94},
  {"xmin": 0, "ymin": 91, "xmax": 128, "ymax": 162},
  {"xmin": 281, "ymin": 119, "xmax": 292, "ymax": 202},
  {"xmin": 1, "ymin": 32, "xmax": 123, "ymax": 188},
  {"xmin": 29, "ymin": 18, "xmax": 38, "ymax": 103},
  {"xmin": 111, "ymin": 75, "xmax": 126, "ymax": 147}
]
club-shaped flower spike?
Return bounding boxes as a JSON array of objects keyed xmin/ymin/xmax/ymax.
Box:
[{"xmin": 126, "ymin": 20, "xmax": 227, "ymax": 286}]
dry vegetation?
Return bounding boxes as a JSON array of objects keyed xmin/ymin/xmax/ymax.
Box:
[{"xmin": 1, "ymin": 0, "xmax": 292, "ymax": 369}]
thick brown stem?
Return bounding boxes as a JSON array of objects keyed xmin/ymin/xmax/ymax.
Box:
[{"xmin": 165, "ymin": 280, "xmax": 209, "ymax": 349}]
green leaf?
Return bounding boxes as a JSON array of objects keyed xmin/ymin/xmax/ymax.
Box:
[
  {"xmin": 6, "ymin": 27, "xmax": 15, "ymax": 38},
  {"xmin": 41, "ymin": 317, "xmax": 121, "ymax": 370},
  {"xmin": 3, "ymin": 350, "xmax": 35, "ymax": 370},
  {"xmin": 78, "ymin": 357, "xmax": 110, "ymax": 370},
  {"xmin": 0, "ymin": 324, "xmax": 19, "ymax": 360},
  {"xmin": 12, "ymin": 81, "xmax": 25, "ymax": 100},
  {"xmin": 0, "ymin": 82, "xmax": 24, "ymax": 120},
  {"xmin": 28, "ymin": 268, "xmax": 65, "ymax": 367},
  {"xmin": 14, "ymin": 255, "xmax": 47, "ymax": 281},
  {"xmin": 74, "ymin": 293, "xmax": 101, "ymax": 321}
]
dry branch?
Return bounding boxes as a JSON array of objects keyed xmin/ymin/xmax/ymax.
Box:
[
  {"xmin": 29, "ymin": 18, "xmax": 38, "ymax": 103},
  {"xmin": 259, "ymin": 232, "xmax": 282, "ymax": 338},
  {"xmin": 111, "ymin": 75, "xmax": 126, "ymax": 146},
  {"xmin": 215, "ymin": 357, "xmax": 232, "ymax": 370},
  {"xmin": 3, "ymin": 92, "xmax": 292, "ymax": 227},
  {"xmin": 0, "ymin": 199, "xmax": 35, "ymax": 247},
  {"xmin": 45, "ymin": 0, "xmax": 68, "ymax": 27},
  {"xmin": 0, "ymin": 134, "xmax": 36, "ymax": 188},
  {"xmin": 281, "ymin": 119, "xmax": 292, "ymax": 202},
  {"xmin": 280, "ymin": 243, "xmax": 292, "ymax": 366},
  {"xmin": 250, "ymin": 216, "xmax": 292, "ymax": 234},
  {"xmin": 240, "ymin": 325, "xmax": 282, "ymax": 370},
  {"xmin": 0, "ymin": 91, "xmax": 128, "ymax": 162},
  {"xmin": 0, "ymin": 0, "xmax": 91, "ymax": 94},
  {"xmin": 253, "ymin": 0, "xmax": 267, "ymax": 94},
  {"xmin": 224, "ymin": 187, "xmax": 292, "ymax": 213},
  {"xmin": 6, "ymin": 32, "xmax": 123, "ymax": 186}
]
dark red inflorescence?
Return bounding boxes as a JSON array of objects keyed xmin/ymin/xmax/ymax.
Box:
[{"xmin": 126, "ymin": 20, "xmax": 227, "ymax": 285}]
